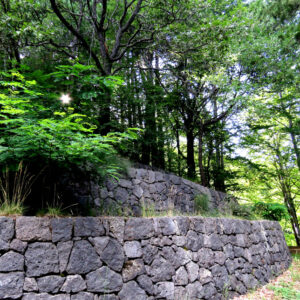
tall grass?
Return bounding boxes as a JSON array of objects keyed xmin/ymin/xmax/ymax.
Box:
[{"xmin": 0, "ymin": 162, "xmax": 36, "ymax": 215}]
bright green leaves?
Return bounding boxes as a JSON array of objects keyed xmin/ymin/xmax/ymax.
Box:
[{"xmin": 0, "ymin": 68, "xmax": 134, "ymax": 179}]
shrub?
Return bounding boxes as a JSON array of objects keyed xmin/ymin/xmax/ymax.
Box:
[
  {"xmin": 230, "ymin": 201, "xmax": 254, "ymax": 219},
  {"xmin": 0, "ymin": 70, "xmax": 137, "ymax": 213},
  {"xmin": 194, "ymin": 194, "xmax": 209, "ymax": 214},
  {"xmin": 252, "ymin": 201, "xmax": 288, "ymax": 221},
  {"xmin": 0, "ymin": 71, "xmax": 137, "ymax": 178}
]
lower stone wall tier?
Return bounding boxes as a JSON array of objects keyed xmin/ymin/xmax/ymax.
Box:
[{"xmin": 0, "ymin": 216, "xmax": 291, "ymax": 299}]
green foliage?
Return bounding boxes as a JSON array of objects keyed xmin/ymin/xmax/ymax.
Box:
[
  {"xmin": 0, "ymin": 202, "xmax": 24, "ymax": 216},
  {"xmin": 230, "ymin": 202, "xmax": 254, "ymax": 219},
  {"xmin": 141, "ymin": 200, "xmax": 156, "ymax": 218},
  {"xmin": 268, "ymin": 284, "xmax": 300, "ymax": 300},
  {"xmin": 36, "ymin": 205, "xmax": 64, "ymax": 217},
  {"xmin": 253, "ymin": 201, "xmax": 289, "ymax": 221},
  {"xmin": 194, "ymin": 194, "xmax": 209, "ymax": 214},
  {"xmin": 284, "ymin": 232, "xmax": 297, "ymax": 247},
  {"xmin": 0, "ymin": 70, "xmax": 136, "ymax": 179}
]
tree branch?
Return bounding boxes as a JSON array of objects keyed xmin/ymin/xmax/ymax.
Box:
[{"xmin": 50, "ymin": 0, "xmax": 106, "ymax": 75}]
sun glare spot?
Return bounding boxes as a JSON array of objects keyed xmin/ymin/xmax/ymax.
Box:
[{"xmin": 60, "ymin": 93, "xmax": 72, "ymax": 104}]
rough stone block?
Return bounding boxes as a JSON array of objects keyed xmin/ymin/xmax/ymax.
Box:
[
  {"xmin": 122, "ymin": 259, "xmax": 145, "ymax": 282},
  {"xmin": 240, "ymin": 273, "xmax": 259, "ymax": 289},
  {"xmin": 0, "ymin": 217, "xmax": 14, "ymax": 241},
  {"xmin": 147, "ymin": 171, "xmax": 156, "ymax": 183},
  {"xmin": 186, "ymin": 281, "xmax": 203, "ymax": 299},
  {"xmin": 57, "ymin": 241, "xmax": 73, "ymax": 273},
  {"xmin": 177, "ymin": 247, "xmax": 193, "ymax": 267},
  {"xmin": 109, "ymin": 217, "xmax": 125, "ymax": 243},
  {"xmin": 71, "ymin": 292, "xmax": 94, "ymax": 300},
  {"xmin": 155, "ymin": 182, "xmax": 166, "ymax": 194},
  {"xmin": 174, "ymin": 266, "xmax": 188, "ymax": 285},
  {"xmin": 89, "ymin": 236, "xmax": 109, "ymax": 255},
  {"xmin": 97, "ymin": 295, "xmax": 119, "ymax": 300},
  {"xmin": 0, "ymin": 238, "xmax": 9, "ymax": 251},
  {"xmin": 37, "ymin": 275, "xmax": 65, "ymax": 293},
  {"xmin": 150, "ymin": 256, "xmax": 175, "ymax": 282},
  {"xmin": 199, "ymin": 268, "xmax": 213, "ymax": 285},
  {"xmin": 204, "ymin": 233, "xmax": 223, "ymax": 250},
  {"xmin": 197, "ymin": 248, "xmax": 215, "ymax": 268},
  {"xmin": 132, "ymin": 186, "xmax": 143, "ymax": 198},
  {"xmin": 100, "ymin": 238, "xmax": 124, "ymax": 272},
  {"xmin": 115, "ymin": 187, "xmax": 129, "ymax": 202},
  {"xmin": 186, "ymin": 230, "xmax": 203, "ymax": 251},
  {"xmin": 155, "ymin": 281, "xmax": 175, "ymax": 299},
  {"xmin": 156, "ymin": 217, "xmax": 177, "ymax": 235},
  {"xmin": 124, "ymin": 218, "xmax": 154, "ymax": 240},
  {"xmin": 51, "ymin": 218, "xmax": 73, "ymax": 242},
  {"xmin": 23, "ymin": 277, "xmax": 38, "ymax": 292},
  {"xmin": 190, "ymin": 217, "xmax": 205, "ymax": 233},
  {"xmin": 66, "ymin": 240, "xmax": 101, "ymax": 274},
  {"xmin": 142, "ymin": 244, "xmax": 158, "ymax": 264},
  {"xmin": 74, "ymin": 217, "xmax": 105, "ymax": 237},
  {"xmin": 124, "ymin": 241, "xmax": 142, "ymax": 258},
  {"xmin": 137, "ymin": 274, "xmax": 154, "ymax": 295},
  {"xmin": 61, "ymin": 275, "xmax": 86, "ymax": 293},
  {"xmin": 0, "ymin": 272, "xmax": 24, "ymax": 299},
  {"xmin": 16, "ymin": 217, "xmax": 51, "ymax": 241},
  {"xmin": 22, "ymin": 293, "xmax": 70, "ymax": 300},
  {"xmin": 119, "ymin": 281, "xmax": 147, "ymax": 300},
  {"xmin": 214, "ymin": 251, "xmax": 226, "ymax": 265},
  {"xmin": 211, "ymin": 265, "xmax": 228, "ymax": 278},
  {"xmin": 25, "ymin": 242, "xmax": 59, "ymax": 277},
  {"xmin": 10, "ymin": 239, "xmax": 27, "ymax": 253},
  {"xmin": 173, "ymin": 217, "xmax": 190, "ymax": 235},
  {"xmin": 0, "ymin": 250, "xmax": 24, "ymax": 271},
  {"xmin": 155, "ymin": 171, "xmax": 165, "ymax": 182},
  {"xmin": 186, "ymin": 261, "xmax": 199, "ymax": 283},
  {"xmin": 202, "ymin": 282, "xmax": 217, "ymax": 299},
  {"xmin": 172, "ymin": 235, "xmax": 186, "ymax": 246},
  {"xmin": 86, "ymin": 266, "xmax": 122, "ymax": 293},
  {"xmin": 119, "ymin": 179, "xmax": 132, "ymax": 189}
]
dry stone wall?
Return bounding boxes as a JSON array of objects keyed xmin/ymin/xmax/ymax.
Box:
[
  {"xmin": 0, "ymin": 216, "xmax": 291, "ymax": 300},
  {"xmin": 87, "ymin": 167, "xmax": 232, "ymax": 216}
]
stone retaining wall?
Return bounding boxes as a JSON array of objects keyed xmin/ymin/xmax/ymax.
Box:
[
  {"xmin": 0, "ymin": 216, "xmax": 291, "ymax": 299},
  {"xmin": 78, "ymin": 167, "xmax": 233, "ymax": 216}
]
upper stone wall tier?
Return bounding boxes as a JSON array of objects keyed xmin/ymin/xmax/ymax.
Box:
[
  {"xmin": 89, "ymin": 167, "xmax": 233, "ymax": 216},
  {"xmin": 0, "ymin": 216, "xmax": 291, "ymax": 299}
]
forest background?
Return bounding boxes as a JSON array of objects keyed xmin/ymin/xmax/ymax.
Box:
[{"xmin": 0, "ymin": 0, "xmax": 299, "ymax": 245}]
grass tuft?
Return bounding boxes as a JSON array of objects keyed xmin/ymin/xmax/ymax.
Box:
[{"xmin": 0, "ymin": 202, "xmax": 24, "ymax": 216}]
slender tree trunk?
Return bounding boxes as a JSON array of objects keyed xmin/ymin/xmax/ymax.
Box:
[
  {"xmin": 186, "ymin": 129, "xmax": 195, "ymax": 179},
  {"xmin": 99, "ymin": 87, "xmax": 112, "ymax": 135},
  {"xmin": 176, "ymin": 126, "xmax": 182, "ymax": 176},
  {"xmin": 198, "ymin": 128, "xmax": 207, "ymax": 186},
  {"xmin": 153, "ymin": 53, "xmax": 164, "ymax": 169},
  {"xmin": 276, "ymin": 150, "xmax": 300, "ymax": 246},
  {"xmin": 289, "ymin": 118, "xmax": 300, "ymax": 171},
  {"xmin": 206, "ymin": 137, "xmax": 214, "ymax": 188},
  {"xmin": 280, "ymin": 179, "xmax": 300, "ymax": 246}
]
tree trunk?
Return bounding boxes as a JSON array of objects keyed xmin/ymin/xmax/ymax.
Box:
[
  {"xmin": 176, "ymin": 127, "xmax": 182, "ymax": 177},
  {"xmin": 198, "ymin": 128, "xmax": 207, "ymax": 186},
  {"xmin": 99, "ymin": 87, "xmax": 111, "ymax": 135},
  {"xmin": 186, "ymin": 129, "xmax": 195, "ymax": 179},
  {"xmin": 281, "ymin": 181, "xmax": 300, "ymax": 246},
  {"xmin": 289, "ymin": 118, "xmax": 300, "ymax": 171},
  {"xmin": 276, "ymin": 150, "xmax": 300, "ymax": 246}
]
